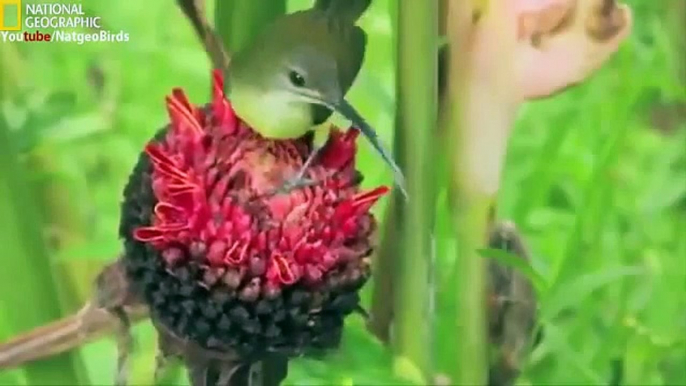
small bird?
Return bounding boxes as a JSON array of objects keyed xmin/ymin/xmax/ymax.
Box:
[{"xmin": 226, "ymin": 0, "xmax": 407, "ymax": 198}]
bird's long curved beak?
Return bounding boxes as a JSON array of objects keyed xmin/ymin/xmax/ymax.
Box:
[
  {"xmin": 292, "ymin": 89, "xmax": 407, "ymax": 199},
  {"xmin": 333, "ymin": 99, "xmax": 407, "ymax": 200}
]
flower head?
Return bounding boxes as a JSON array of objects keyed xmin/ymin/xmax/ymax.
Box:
[{"xmin": 119, "ymin": 70, "xmax": 388, "ymax": 358}]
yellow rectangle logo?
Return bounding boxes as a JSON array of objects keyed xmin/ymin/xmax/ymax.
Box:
[{"xmin": 0, "ymin": 0, "xmax": 21, "ymax": 31}]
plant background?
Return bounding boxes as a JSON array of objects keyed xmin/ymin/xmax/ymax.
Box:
[{"xmin": 0, "ymin": 0, "xmax": 684, "ymax": 385}]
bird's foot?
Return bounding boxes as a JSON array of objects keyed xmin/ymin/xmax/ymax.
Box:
[
  {"xmin": 152, "ymin": 322, "xmax": 185, "ymax": 385},
  {"xmin": 153, "ymin": 350, "xmax": 184, "ymax": 385},
  {"xmin": 153, "ymin": 350, "xmax": 171, "ymax": 384},
  {"xmin": 110, "ymin": 307, "xmax": 133, "ymax": 386},
  {"xmin": 269, "ymin": 145, "xmax": 323, "ymax": 196}
]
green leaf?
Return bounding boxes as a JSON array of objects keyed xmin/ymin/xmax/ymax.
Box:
[
  {"xmin": 478, "ymin": 247, "xmax": 548, "ymax": 294},
  {"xmin": 541, "ymin": 324, "xmax": 607, "ymax": 384},
  {"xmin": 0, "ymin": 113, "xmax": 85, "ymax": 385},
  {"xmin": 392, "ymin": 356, "xmax": 426, "ymax": 385},
  {"xmin": 542, "ymin": 266, "xmax": 644, "ymax": 320}
]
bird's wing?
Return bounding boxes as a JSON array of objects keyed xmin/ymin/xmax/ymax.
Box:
[
  {"xmin": 337, "ymin": 25, "xmax": 367, "ymax": 96},
  {"xmin": 315, "ymin": 0, "xmax": 371, "ymax": 24}
]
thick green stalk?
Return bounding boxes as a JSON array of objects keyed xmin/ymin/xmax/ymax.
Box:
[
  {"xmin": 215, "ymin": 0, "xmax": 285, "ymax": 54},
  {"xmin": 442, "ymin": 0, "xmax": 517, "ymax": 382},
  {"xmin": 451, "ymin": 194, "xmax": 491, "ymax": 384},
  {"xmin": 441, "ymin": 6, "xmax": 484, "ymax": 381},
  {"xmin": 0, "ymin": 114, "xmax": 82, "ymax": 385},
  {"xmin": 669, "ymin": 0, "xmax": 685, "ymax": 85},
  {"xmin": 368, "ymin": 0, "xmax": 401, "ymax": 344},
  {"xmin": 368, "ymin": 193, "xmax": 397, "ymax": 343},
  {"xmin": 391, "ymin": 0, "xmax": 438, "ymax": 381}
]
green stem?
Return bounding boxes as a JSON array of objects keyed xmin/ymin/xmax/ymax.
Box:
[
  {"xmin": 368, "ymin": 194, "xmax": 397, "ymax": 343},
  {"xmin": 442, "ymin": 0, "xmax": 514, "ymax": 382},
  {"xmin": 0, "ymin": 114, "xmax": 82, "ymax": 385},
  {"xmin": 215, "ymin": 0, "xmax": 285, "ymax": 54},
  {"xmin": 368, "ymin": 0, "xmax": 401, "ymax": 345},
  {"xmin": 669, "ymin": 0, "xmax": 685, "ymax": 85},
  {"xmin": 451, "ymin": 193, "xmax": 491, "ymax": 384},
  {"xmin": 391, "ymin": 0, "xmax": 438, "ymax": 380}
]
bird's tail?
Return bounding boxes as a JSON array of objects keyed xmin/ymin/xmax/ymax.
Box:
[{"xmin": 314, "ymin": 0, "xmax": 372, "ymax": 23}]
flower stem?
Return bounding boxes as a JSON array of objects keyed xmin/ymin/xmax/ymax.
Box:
[
  {"xmin": 368, "ymin": 192, "xmax": 397, "ymax": 343},
  {"xmin": 441, "ymin": 0, "xmax": 517, "ymax": 383},
  {"xmin": 391, "ymin": 0, "xmax": 438, "ymax": 381},
  {"xmin": 668, "ymin": 0, "xmax": 685, "ymax": 85}
]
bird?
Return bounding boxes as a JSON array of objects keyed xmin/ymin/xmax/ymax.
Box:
[{"xmin": 225, "ymin": 0, "xmax": 407, "ymax": 198}]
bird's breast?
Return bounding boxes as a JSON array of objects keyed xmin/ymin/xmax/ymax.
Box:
[{"xmin": 229, "ymin": 88, "xmax": 313, "ymax": 139}]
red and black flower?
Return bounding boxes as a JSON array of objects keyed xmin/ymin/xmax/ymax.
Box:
[{"xmin": 119, "ymin": 70, "xmax": 388, "ymax": 360}]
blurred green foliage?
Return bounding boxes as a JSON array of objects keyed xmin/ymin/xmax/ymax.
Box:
[{"xmin": 0, "ymin": 0, "xmax": 685, "ymax": 385}]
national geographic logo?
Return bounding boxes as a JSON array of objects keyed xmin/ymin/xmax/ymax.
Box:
[
  {"xmin": 0, "ymin": 1, "xmax": 130, "ymax": 44},
  {"xmin": 0, "ymin": 0, "xmax": 21, "ymax": 31}
]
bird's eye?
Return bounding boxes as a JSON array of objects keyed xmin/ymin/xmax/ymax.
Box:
[{"xmin": 288, "ymin": 70, "xmax": 306, "ymax": 87}]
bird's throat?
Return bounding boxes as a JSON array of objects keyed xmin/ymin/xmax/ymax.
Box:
[
  {"xmin": 311, "ymin": 104, "xmax": 333, "ymax": 126},
  {"xmin": 228, "ymin": 87, "xmax": 315, "ymax": 139}
]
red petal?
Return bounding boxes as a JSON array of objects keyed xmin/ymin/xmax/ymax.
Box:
[
  {"xmin": 215, "ymin": 99, "xmax": 238, "ymax": 134},
  {"xmin": 210, "ymin": 70, "xmax": 238, "ymax": 133},
  {"xmin": 319, "ymin": 127, "xmax": 358, "ymax": 169},
  {"xmin": 344, "ymin": 127, "xmax": 360, "ymax": 141},
  {"xmin": 225, "ymin": 242, "xmax": 248, "ymax": 266},
  {"xmin": 157, "ymin": 222, "xmax": 190, "ymax": 232},
  {"xmin": 171, "ymin": 88, "xmax": 195, "ymax": 116},
  {"xmin": 351, "ymin": 186, "xmax": 390, "ymax": 211},
  {"xmin": 165, "ymin": 189, "xmax": 197, "ymax": 213},
  {"xmin": 154, "ymin": 202, "xmax": 186, "ymax": 222},
  {"xmin": 145, "ymin": 144, "xmax": 190, "ymax": 182},
  {"xmin": 134, "ymin": 227, "xmax": 166, "ymax": 242},
  {"xmin": 272, "ymin": 254, "xmax": 298, "ymax": 285},
  {"xmin": 166, "ymin": 182, "xmax": 198, "ymax": 196},
  {"xmin": 166, "ymin": 92, "xmax": 203, "ymax": 137},
  {"xmin": 212, "ymin": 69, "xmax": 224, "ymax": 101},
  {"xmin": 334, "ymin": 186, "xmax": 389, "ymax": 221}
]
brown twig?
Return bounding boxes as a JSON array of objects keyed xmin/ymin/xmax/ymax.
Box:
[
  {"xmin": 0, "ymin": 301, "xmax": 148, "ymax": 369},
  {"xmin": 0, "ymin": 260, "xmax": 148, "ymax": 370},
  {"xmin": 175, "ymin": 0, "xmax": 231, "ymax": 70}
]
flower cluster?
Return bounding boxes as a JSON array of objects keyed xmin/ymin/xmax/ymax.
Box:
[{"xmin": 119, "ymin": 70, "xmax": 388, "ymax": 358}]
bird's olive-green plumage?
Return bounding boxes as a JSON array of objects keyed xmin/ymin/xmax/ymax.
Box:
[{"xmin": 226, "ymin": 0, "xmax": 369, "ymax": 137}]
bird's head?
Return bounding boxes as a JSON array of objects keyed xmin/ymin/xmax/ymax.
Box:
[{"xmin": 269, "ymin": 44, "xmax": 344, "ymax": 109}]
